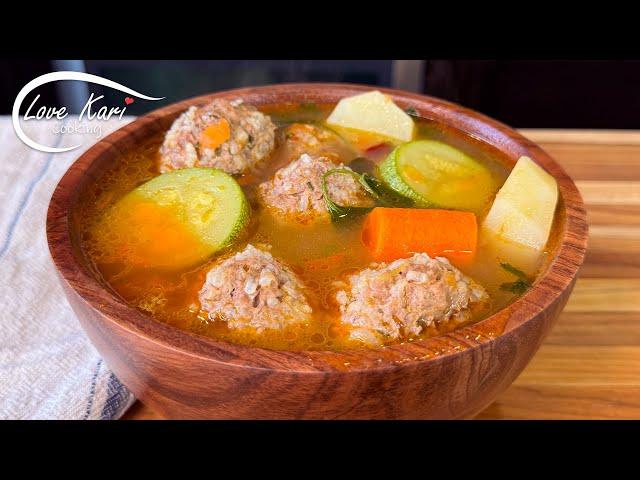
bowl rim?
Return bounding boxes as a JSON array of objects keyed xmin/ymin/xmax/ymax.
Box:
[{"xmin": 46, "ymin": 83, "xmax": 589, "ymax": 373}]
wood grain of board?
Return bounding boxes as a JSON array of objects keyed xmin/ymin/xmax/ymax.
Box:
[{"xmin": 124, "ymin": 129, "xmax": 638, "ymax": 420}]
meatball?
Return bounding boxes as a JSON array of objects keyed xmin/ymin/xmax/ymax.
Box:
[
  {"xmin": 160, "ymin": 99, "xmax": 276, "ymax": 175},
  {"xmin": 282, "ymin": 123, "xmax": 354, "ymax": 162},
  {"xmin": 257, "ymin": 153, "xmax": 372, "ymax": 222},
  {"xmin": 335, "ymin": 253, "xmax": 489, "ymax": 345},
  {"xmin": 198, "ymin": 244, "xmax": 311, "ymax": 331}
]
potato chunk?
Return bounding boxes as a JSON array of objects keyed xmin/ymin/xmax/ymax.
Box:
[
  {"xmin": 481, "ymin": 156, "xmax": 558, "ymax": 273},
  {"xmin": 326, "ymin": 91, "xmax": 414, "ymax": 142}
]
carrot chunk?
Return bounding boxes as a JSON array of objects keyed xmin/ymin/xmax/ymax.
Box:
[
  {"xmin": 361, "ymin": 207, "xmax": 477, "ymax": 267},
  {"xmin": 200, "ymin": 118, "xmax": 231, "ymax": 150}
]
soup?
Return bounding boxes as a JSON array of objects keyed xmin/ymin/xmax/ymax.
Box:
[{"xmin": 75, "ymin": 91, "xmax": 560, "ymax": 351}]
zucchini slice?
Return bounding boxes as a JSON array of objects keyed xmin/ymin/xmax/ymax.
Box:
[
  {"xmin": 101, "ymin": 168, "xmax": 249, "ymax": 269},
  {"xmin": 380, "ymin": 140, "xmax": 497, "ymax": 214}
]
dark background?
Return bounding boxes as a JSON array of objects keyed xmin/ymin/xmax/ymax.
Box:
[{"xmin": 2, "ymin": 60, "xmax": 638, "ymax": 128}]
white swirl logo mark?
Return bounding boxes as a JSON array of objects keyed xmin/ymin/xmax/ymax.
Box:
[{"xmin": 12, "ymin": 71, "xmax": 164, "ymax": 153}]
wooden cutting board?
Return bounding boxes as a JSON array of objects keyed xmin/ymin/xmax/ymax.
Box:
[{"xmin": 125, "ymin": 129, "xmax": 640, "ymax": 420}]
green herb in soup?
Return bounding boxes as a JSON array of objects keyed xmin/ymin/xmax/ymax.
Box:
[
  {"xmin": 321, "ymin": 168, "xmax": 413, "ymax": 222},
  {"xmin": 499, "ymin": 263, "xmax": 533, "ymax": 295},
  {"xmin": 76, "ymin": 91, "xmax": 559, "ymax": 351}
]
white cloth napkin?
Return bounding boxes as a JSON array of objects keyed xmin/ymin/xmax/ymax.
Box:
[{"xmin": 0, "ymin": 115, "xmax": 137, "ymax": 419}]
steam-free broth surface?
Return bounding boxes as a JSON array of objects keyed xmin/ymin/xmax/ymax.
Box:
[{"xmin": 76, "ymin": 102, "xmax": 557, "ymax": 351}]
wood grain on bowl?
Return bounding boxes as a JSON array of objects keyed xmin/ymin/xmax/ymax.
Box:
[{"xmin": 46, "ymin": 84, "xmax": 588, "ymax": 419}]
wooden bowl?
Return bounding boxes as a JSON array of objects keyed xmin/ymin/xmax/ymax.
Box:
[{"xmin": 46, "ymin": 84, "xmax": 588, "ymax": 419}]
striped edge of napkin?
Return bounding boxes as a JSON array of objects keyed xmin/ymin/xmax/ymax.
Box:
[{"xmin": 82, "ymin": 360, "xmax": 136, "ymax": 420}]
